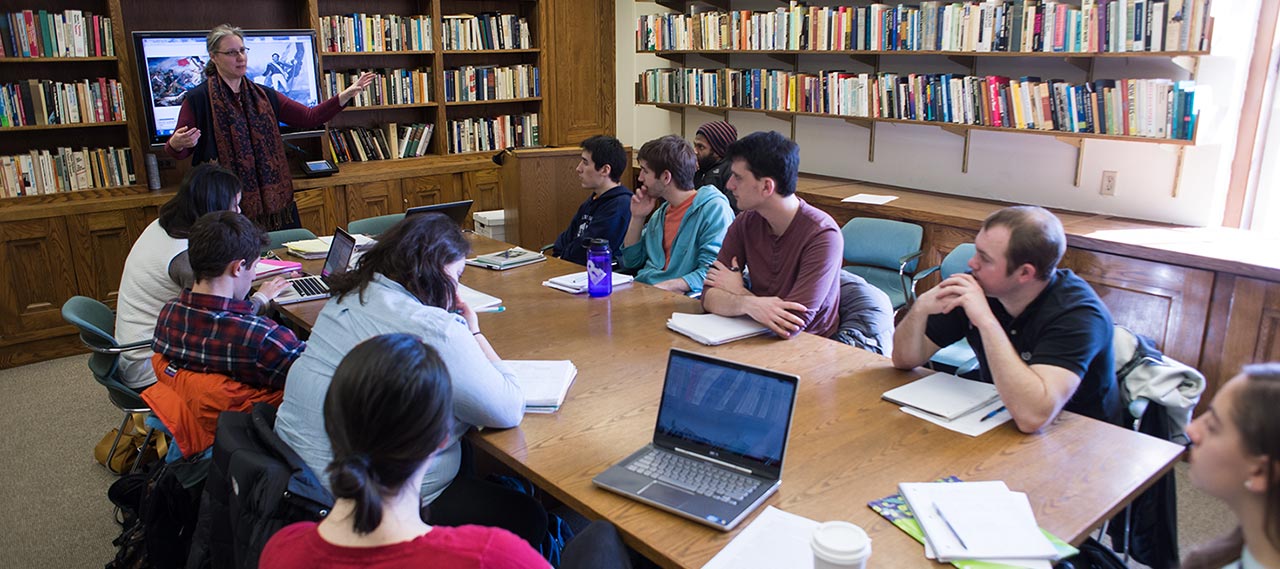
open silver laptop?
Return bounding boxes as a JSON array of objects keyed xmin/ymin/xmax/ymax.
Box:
[
  {"xmin": 405, "ymin": 199, "xmax": 474, "ymax": 227},
  {"xmin": 273, "ymin": 227, "xmax": 357, "ymax": 305},
  {"xmin": 592, "ymin": 348, "xmax": 799, "ymax": 531}
]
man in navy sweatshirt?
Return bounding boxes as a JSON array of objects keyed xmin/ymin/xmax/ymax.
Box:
[{"xmin": 551, "ymin": 135, "xmax": 633, "ymax": 265}]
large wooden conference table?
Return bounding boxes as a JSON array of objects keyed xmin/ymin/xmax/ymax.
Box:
[{"xmin": 276, "ymin": 234, "xmax": 1185, "ymax": 569}]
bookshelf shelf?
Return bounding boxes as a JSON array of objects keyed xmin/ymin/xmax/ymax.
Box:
[
  {"xmin": 640, "ymin": 101, "xmax": 1196, "ymax": 146},
  {"xmin": 445, "ymin": 97, "xmax": 542, "ymax": 106},
  {"xmin": 639, "ymin": 49, "xmax": 1211, "ymax": 59},
  {"xmin": 0, "ymin": 121, "xmax": 128, "ymax": 132},
  {"xmin": 0, "ymin": 56, "xmax": 118, "ymax": 63},
  {"xmin": 321, "ymin": 50, "xmax": 435, "ymax": 56},
  {"xmin": 441, "ymin": 49, "xmax": 540, "ymax": 55},
  {"xmin": 343, "ymin": 102, "xmax": 438, "ymax": 111}
]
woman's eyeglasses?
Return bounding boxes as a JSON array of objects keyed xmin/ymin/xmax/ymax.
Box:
[{"xmin": 215, "ymin": 47, "xmax": 250, "ymax": 57}]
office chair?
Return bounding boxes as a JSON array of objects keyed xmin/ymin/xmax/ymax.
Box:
[
  {"xmin": 265, "ymin": 228, "xmax": 317, "ymax": 252},
  {"xmin": 840, "ymin": 217, "xmax": 925, "ymax": 311},
  {"xmin": 61, "ymin": 296, "xmax": 157, "ymax": 474},
  {"xmin": 348, "ymin": 213, "xmax": 405, "ymax": 237},
  {"xmin": 914, "ymin": 244, "xmax": 979, "ymax": 376}
]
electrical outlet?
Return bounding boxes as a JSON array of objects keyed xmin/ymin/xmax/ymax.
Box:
[{"xmin": 1100, "ymin": 170, "xmax": 1118, "ymax": 196}]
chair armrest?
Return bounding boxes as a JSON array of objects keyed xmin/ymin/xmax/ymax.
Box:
[
  {"xmin": 914, "ymin": 265, "xmax": 941, "ymax": 282},
  {"xmin": 896, "ymin": 250, "xmax": 925, "ymax": 274},
  {"xmin": 540, "ymin": 243, "xmax": 554, "ymax": 253},
  {"xmin": 84, "ymin": 339, "xmax": 152, "ymax": 355},
  {"xmin": 897, "ymin": 250, "xmax": 926, "ymax": 304}
]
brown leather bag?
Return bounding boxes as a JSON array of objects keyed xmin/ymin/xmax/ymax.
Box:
[{"xmin": 94, "ymin": 413, "xmax": 161, "ymax": 474}]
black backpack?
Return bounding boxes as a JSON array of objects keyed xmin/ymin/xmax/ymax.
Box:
[{"xmin": 106, "ymin": 455, "xmax": 210, "ymax": 569}]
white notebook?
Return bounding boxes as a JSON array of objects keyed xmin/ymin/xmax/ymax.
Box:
[
  {"xmin": 899, "ymin": 481, "xmax": 1057, "ymax": 562},
  {"xmin": 507, "ymin": 360, "xmax": 577, "ymax": 413},
  {"xmin": 457, "ymin": 284, "xmax": 501, "ymax": 311},
  {"xmin": 541, "ymin": 271, "xmax": 634, "ymax": 294},
  {"xmin": 666, "ymin": 312, "xmax": 769, "ymax": 345},
  {"xmin": 881, "ymin": 372, "xmax": 1000, "ymax": 421}
]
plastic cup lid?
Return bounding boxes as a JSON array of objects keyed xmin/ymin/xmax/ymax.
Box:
[{"xmin": 811, "ymin": 521, "xmax": 871, "ymax": 563}]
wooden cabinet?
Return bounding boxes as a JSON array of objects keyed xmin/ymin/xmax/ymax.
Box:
[
  {"xmin": 402, "ymin": 174, "xmax": 461, "ymax": 209},
  {"xmin": 295, "ymin": 186, "xmax": 344, "ymax": 236},
  {"xmin": 462, "ymin": 168, "xmax": 503, "ymax": 212},
  {"xmin": 64, "ymin": 209, "xmax": 151, "ymax": 308},
  {"xmin": 0, "ymin": 218, "xmax": 79, "ymax": 341},
  {"xmin": 344, "ymin": 180, "xmax": 405, "ymax": 224},
  {"xmin": 543, "ymin": 0, "xmax": 617, "ymax": 144},
  {"xmin": 1199, "ymin": 276, "xmax": 1280, "ymax": 412}
]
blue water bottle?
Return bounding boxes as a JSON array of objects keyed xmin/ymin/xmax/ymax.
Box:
[{"xmin": 586, "ymin": 238, "xmax": 612, "ymax": 297}]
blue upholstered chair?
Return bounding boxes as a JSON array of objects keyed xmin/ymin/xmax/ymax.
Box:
[
  {"xmin": 839, "ymin": 217, "xmax": 925, "ymax": 311},
  {"xmin": 915, "ymin": 244, "xmax": 979, "ymax": 376},
  {"xmin": 61, "ymin": 296, "xmax": 156, "ymax": 473},
  {"xmin": 348, "ymin": 213, "xmax": 405, "ymax": 237},
  {"xmin": 265, "ymin": 228, "xmax": 317, "ymax": 252}
]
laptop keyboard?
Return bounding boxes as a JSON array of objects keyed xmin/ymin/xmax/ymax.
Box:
[
  {"xmin": 291, "ymin": 276, "xmax": 329, "ymax": 297},
  {"xmin": 626, "ymin": 450, "xmax": 761, "ymax": 505}
]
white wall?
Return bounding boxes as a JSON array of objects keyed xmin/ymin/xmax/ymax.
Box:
[{"xmin": 615, "ymin": 1, "xmax": 1259, "ymax": 227}]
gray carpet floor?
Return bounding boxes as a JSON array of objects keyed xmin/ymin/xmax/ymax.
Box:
[{"xmin": 0, "ymin": 353, "xmax": 1235, "ymax": 567}]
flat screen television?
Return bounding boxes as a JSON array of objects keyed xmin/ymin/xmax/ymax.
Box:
[{"xmin": 132, "ymin": 29, "xmax": 323, "ymax": 146}]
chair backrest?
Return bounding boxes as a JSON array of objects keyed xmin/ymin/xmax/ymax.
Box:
[
  {"xmin": 265, "ymin": 228, "xmax": 317, "ymax": 252},
  {"xmin": 940, "ymin": 244, "xmax": 976, "ymax": 279},
  {"xmin": 841, "ymin": 217, "xmax": 924, "ymax": 272},
  {"xmin": 348, "ymin": 213, "xmax": 405, "ymax": 237},
  {"xmin": 61, "ymin": 296, "xmax": 149, "ymax": 412}
]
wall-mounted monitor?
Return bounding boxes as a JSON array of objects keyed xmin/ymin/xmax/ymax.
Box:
[{"xmin": 132, "ymin": 29, "xmax": 323, "ymax": 146}]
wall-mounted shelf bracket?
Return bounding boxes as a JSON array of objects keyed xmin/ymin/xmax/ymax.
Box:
[
  {"xmin": 939, "ymin": 125, "xmax": 971, "ymax": 173},
  {"xmin": 845, "ymin": 117, "xmax": 876, "ymax": 162},
  {"xmin": 1054, "ymin": 136, "xmax": 1085, "ymax": 186}
]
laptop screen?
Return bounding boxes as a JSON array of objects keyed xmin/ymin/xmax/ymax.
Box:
[
  {"xmin": 653, "ymin": 349, "xmax": 798, "ymax": 477},
  {"xmin": 405, "ymin": 200, "xmax": 474, "ymax": 226},
  {"xmin": 320, "ymin": 228, "xmax": 356, "ymax": 278}
]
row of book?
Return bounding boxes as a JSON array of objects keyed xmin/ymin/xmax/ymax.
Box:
[
  {"xmin": 0, "ymin": 9, "xmax": 114, "ymax": 58},
  {"xmin": 319, "ymin": 13, "xmax": 433, "ymax": 53},
  {"xmin": 322, "ymin": 69, "xmax": 432, "ymax": 107},
  {"xmin": 636, "ymin": 0, "xmax": 1211, "ymax": 54},
  {"xmin": 447, "ymin": 113, "xmax": 539, "ymax": 154},
  {"xmin": 1, "ymin": 147, "xmax": 136, "ymax": 197},
  {"xmin": 444, "ymin": 64, "xmax": 541, "ymax": 102},
  {"xmin": 441, "ymin": 13, "xmax": 533, "ymax": 51},
  {"xmin": 1, "ymin": 77, "xmax": 127, "ymax": 127},
  {"xmin": 329, "ymin": 122, "xmax": 436, "ymax": 163},
  {"xmin": 638, "ymin": 67, "xmax": 1197, "ymax": 140}
]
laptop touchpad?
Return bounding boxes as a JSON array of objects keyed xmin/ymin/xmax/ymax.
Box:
[{"xmin": 640, "ymin": 481, "xmax": 695, "ymax": 508}]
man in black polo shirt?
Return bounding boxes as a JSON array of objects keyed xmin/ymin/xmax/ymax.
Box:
[{"xmin": 892, "ymin": 206, "xmax": 1121, "ymax": 432}]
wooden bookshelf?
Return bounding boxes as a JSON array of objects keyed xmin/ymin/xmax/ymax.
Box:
[
  {"xmin": 444, "ymin": 97, "xmax": 542, "ymax": 106},
  {"xmin": 640, "ymin": 49, "xmax": 1211, "ymax": 58},
  {"xmin": 321, "ymin": 50, "xmax": 435, "ymax": 56},
  {"xmin": 0, "ymin": 56, "xmax": 119, "ymax": 62},
  {"xmin": 342, "ymin": 102, "xmax": 438, "ymax": 111}
]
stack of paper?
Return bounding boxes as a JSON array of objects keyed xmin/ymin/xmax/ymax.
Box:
[
  {"xmin": 254, "ymin": 258, "xmax": 302, "ymax": 279},
  {"xmin": 507, "ymin": 360, "xmax": 577, "ymax": 413},
  {"xmin": 542, "ymin": 271, "xmax": 634, "ymax": 294},
  {"xmin": 701, "ymin": 506, "xmax": 819, "ymax": 569},
  {"xmin": 467, "ymin": 247, "xmax": 546, "ymax": 270},
  {"xmin": 898, "ymin": 481, "xmax": 1058, "ymax": 564},
  {"xmin": 882, "ymin": 372, "xmax": 1011, "ymax": 436},
  {"xmin": 458, "ymin": 283, "xmax": 501, "ymax": 311},
  {"xmin": 283, "ymin": 234, "xmax": 377, "ymax": 259},
  {"xmin": 666, "ymin": 313, "xmax": 769, "ymax": 345}
]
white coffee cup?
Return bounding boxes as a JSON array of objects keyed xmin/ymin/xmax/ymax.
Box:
[{"xmin": 811, "ymin": 521, "xmax": 871, "ymax": 569}]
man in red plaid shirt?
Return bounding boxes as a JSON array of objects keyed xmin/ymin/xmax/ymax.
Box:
[{"xmin": 153, "ymin": 211, "xmax": 305, "ymax": 389}]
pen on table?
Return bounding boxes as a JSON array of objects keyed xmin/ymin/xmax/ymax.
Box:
[
  {"xmin": 933, "ymin": 504, "xmax": 969, "ymax": 550},
  {"xmin": 476, "ymin": 306, "xmax": 506, "ymax": 313},
  {"xmin": 978, "ymin": 405, "xmax": 1007, "ymax": 422}
]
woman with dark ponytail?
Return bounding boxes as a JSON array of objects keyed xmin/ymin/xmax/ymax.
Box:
[
  {"xmin": 1182, "ymin": 363, "xmax": 1280, "ymax": 569},
  {"xmin": 259, "ymin": 334, "xmax": 549, "ymax": 567}
]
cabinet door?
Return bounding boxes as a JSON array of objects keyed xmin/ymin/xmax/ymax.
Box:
[
  {"xmin": 1062, "ymin": 248, "xmax": 1213, "ymax": 370},
  {"xmin": 542, "ymin": 0, "xmax": 616, "ymax": 144},
  {"xmin": 463, "ymin": 168, "xmax": 503, "ymax": 213},
  {"xmin": 296, "ymin": 187, "xmax": 344, "ymax": 236},
  {"xmin": 65, "ymin": 210, "xmax": 148, "ymax": 308},
  {"xmin": 1199, "ymin": 276, "xmax": 1280, "ymax": 415},
  {"xmin": 0, "ymin": 218, "xmax": 78, "ymax": 339},
  {"xmin": 402, "ymin": 174, "xmax": 460, "ymax": 208},
  {"xmin": 344, "ymin": 180, "xmax": 405, "ymax": 225}
]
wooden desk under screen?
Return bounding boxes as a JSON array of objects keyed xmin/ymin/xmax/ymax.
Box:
[{"xmin": 274, "ymin": 234, "xmax": 1184, "ymax": 569}]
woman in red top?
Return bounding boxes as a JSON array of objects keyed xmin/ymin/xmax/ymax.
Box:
[{"xmin": 259, "ymin": 334, "xmax": 549, "ymax": 569}]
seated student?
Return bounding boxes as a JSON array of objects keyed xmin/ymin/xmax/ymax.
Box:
[
  {"xmin": 550, "ymin": 135, "xmax": 633, "ymax": 265},
  {"xmin": 115, "ymin": 163, "xmax": 291, "ymax": 390},
  {"xmin": 618, "ymin": 135, "xmax": 733, "ymax": 294},
  {"xmin": 702, "ymin": 131, "xmax": 843, "ymax": 339},
  {"xmin": 692, "ymin": 121, "xmax": 739, "ymax": 214},
  {"xmin": 1181, "ymin": 363, "xmax": 1280, "ymax": 569},
  {"xmin": 891, "ymin": 206, "xmax": 1122, "ymax": 432},
  {"xmin": 152, "ymin": 211, "xmax": 305, "ymax": 389},
  {"xmin": 260, "ymin": 334, "xmax": 631, "ymax": 569},
  {"xmin": 275, "ymin": 214, "xmax": 524, "ymax": 507}
]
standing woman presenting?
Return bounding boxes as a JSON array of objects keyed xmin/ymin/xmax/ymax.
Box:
[{"xmin": 165, "ymin": 24, "xmax": 375, "ymax": 229}]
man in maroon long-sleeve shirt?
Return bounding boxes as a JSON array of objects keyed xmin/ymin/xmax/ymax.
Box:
[{"xmin": 702, "ymin": 131, "xmax": 843, "ymax": 339}]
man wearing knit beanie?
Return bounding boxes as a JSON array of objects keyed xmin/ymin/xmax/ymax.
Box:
[{"xmin": 693, "ymin": 121, "xmax": 739, "ymax": 214}]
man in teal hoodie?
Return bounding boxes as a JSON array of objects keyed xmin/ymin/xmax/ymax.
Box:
[{"xmin": 619, "ymin": 135, "xmax": 734, "ymax": 294}]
